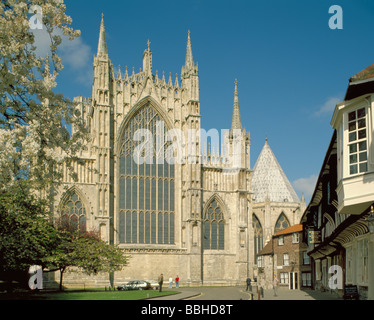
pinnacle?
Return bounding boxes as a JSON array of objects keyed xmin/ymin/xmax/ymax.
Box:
[
  {"xmin": 97, "ymin": 13, "xmax": 108, "ymax": 57},
  {"xmin": 231, "ymin": 79, "xmax": 242, "ymax": 130}
]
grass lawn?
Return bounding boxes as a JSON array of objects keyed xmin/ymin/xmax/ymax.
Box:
[{"xmin": 0, "ymin": 288, "xmax": 178, "ymax": 300}]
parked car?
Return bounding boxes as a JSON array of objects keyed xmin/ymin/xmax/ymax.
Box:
[
  {"xmin": 117, "ymin": 280, "xmax": 151, "ymax": 291},
  {"xmin": 146, "ymin": 280, "xmax": 160, "ymax": 290}
]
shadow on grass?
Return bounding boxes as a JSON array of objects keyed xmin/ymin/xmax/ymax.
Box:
[{"xmin": 0, "ymin": 289, "xmax": 179, "ymax": 301}]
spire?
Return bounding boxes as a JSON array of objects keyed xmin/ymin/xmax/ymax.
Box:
[
  {"xmin": 97, "ymin": 13, "xmax": 108, "ymax": 57},
  {"xmin": 185, "ymin": 30, "xmax": 193, "ymax": 69},
  {"xmin": 231, "ymin": 79, "xmax": 242, "ymax": 130},
  {"xmin": 182, "ymin": 30, "xmax": 198, "ymax": 77}
]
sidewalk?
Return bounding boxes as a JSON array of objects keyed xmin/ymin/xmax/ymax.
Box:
[
  {"xmin": 147, "ymin": 288, "xmax": 201, "ymax": 300},
  {"xmin": 250, "ymin": 287, "xmax": 342, "ymax": 300},
  {"xmin": 148, "ymin": 286, "xmax": 342, "ymax": 301}
]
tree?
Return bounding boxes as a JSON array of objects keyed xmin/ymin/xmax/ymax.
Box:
[
  {"xmin": 0, "ymin": 0, "xmax": 88, "ymax": 192},
  {"xmin": 0, "ymin": 183, "xmax": 59, "ymax": 289},
  {"xmin": 44, "ymin": 229, "xmax": 129, "ymax": 291}
]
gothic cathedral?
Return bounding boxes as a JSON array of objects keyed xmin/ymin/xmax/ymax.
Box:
[{"xmin": 50, "ymin": 16, "xmax": 305, "ymax": 288}]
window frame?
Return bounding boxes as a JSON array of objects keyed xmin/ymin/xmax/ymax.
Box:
[{"xmin": 346, "ymin": 106, "xmax": 368, "ymax": 176}]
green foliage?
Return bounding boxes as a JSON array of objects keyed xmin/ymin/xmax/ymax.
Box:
[{"xmin": 0, "ymin": 183, "xmax": 58, "ymax": 273}]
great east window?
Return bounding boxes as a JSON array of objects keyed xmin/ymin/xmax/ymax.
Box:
[{"xmin": 119, "ymin": 105, "xmax": 175, "ymax": 244}]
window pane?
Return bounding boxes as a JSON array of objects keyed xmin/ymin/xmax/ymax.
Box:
[
  {"xmin": 132, "ymin": 178, "xmax": 137, "ymax": 209},
  {"xmin": 158, "ymin": 180, "xmax": 163, "ymax": 211},
  {"xmin": 132, "ymin": 211, "xmax": 137, "ymax": 243},
  {"xmin": 359, "ymin": 162, "xmax": 368, "ymax": 173},
  {"xmin": 349, "ymin": 122, "xmax": 356, "ymax": 132},
  {"xmin": 358, "ymin": 129, "xmax": 366, "ymax": 140},
  {"xmin": 349, "ymin": 132, "xmax": 357, "ymax": 142},
  {"xmin": 204, "ymin": 222, "xmax": 210, "ymax": 249},
  {"xmin": 120, "ymin": 211, "xmax": 125, "ymax": 243},
  {"xmin": 164, "ymin": 213, "xmax": 169, "ymax": 244},
  {"xmin": 349, "ymin": 144, "xmax": 357, "ymax": 154},
  {"xmin": 358, "ymin": 118, "xmax": 366, "ymax": 129},
  {"xmin": 350, "ymin": 164, "xmax": 358, "ymax": 175},
  {"xmin": 139, "ymin": 212, "xmax": 144, "ymax": 244},
  {"xmin": 348, "ymin": 111, "xmax": 356, "ymax": 121},
  {"xmin": 158, "ymin": 213, "xmax": 163, "ymax": 244},
  {"xmin": 170, "ymin": 213, "xmax": 175, "ymax": 244},
  {"xmin": 164, "ymin": 180, "xmax": 169, "ymax": 211},
  {"xmin": 139, "ymin": 178, "xmax": 144, "ymax": 210},
  {"xmin": 357, "ymin": 108, "xmax": 366, "ymax": 118},
  {"xmin": 151, "ymin": 179, "xmax": 156, "ymax": 210},
  {"xmin": 126, "ymin": 212, "xmax": 131, "ymax": 243},
  {"xmin": 126, "ymin": 178, "xmax": 131, "ymax": 209},
  {"xmin": 350, "ymin": 154, "xmax": 357, "ymax": 164},
  {"xmin": 359, "ymin": 152, "xmax": 367, "ymax": 162},
  {"xmin": 170, "ymin": 181, "xmax": 175, "ymax": 211},
  {"xmin": 359, "ymin": 141, "xmax": 367, "ymax": 151},
  {"xmin": 219, "ymin": 222, "xmax": 225, "ymax": 250},
  {"xmin": 145, "ymin": 178, "xmax": 150, "ymax": 210},
  {"xmin": 151, "ymin": 213, "xmax": 156, "ymax": 244},
  {"xmin": 211, "ymin": 221, "xmax": 217, "ymax": 250},
  {"xmin": 145, "ymin": 212, "xmax": 150, "ymax": 244}
]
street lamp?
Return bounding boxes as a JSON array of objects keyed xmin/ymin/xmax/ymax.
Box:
[{"xmin": 367, "ymin": 206, "xmax": 374, "ymax": 234}]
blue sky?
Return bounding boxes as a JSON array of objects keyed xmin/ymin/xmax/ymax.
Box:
[{"xmin": 44, "ymin": 0, "xmax": 374, "ymax": 202}]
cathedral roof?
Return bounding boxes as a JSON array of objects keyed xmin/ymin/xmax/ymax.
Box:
[{"xmin": 251, "ymin": 140, "xmax": 300, "ymax": 204}]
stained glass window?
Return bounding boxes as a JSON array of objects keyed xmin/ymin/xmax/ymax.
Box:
[
  {"xmin": 275, "ymin": 213, "xmax": 290, "ymax": 233},
  {"xmin": 253, "ymin": 215, "xmax": 263, "ymax": 264},
  {"xmin": 119, "ymin": 105, "xmax": 175, "ymax": 244},
  {"xmin": 61, "ymin": 192, "xmax": 87, "ymax": 233},
  {"xmin": 203, "ymin": 199, "xmax": 225, "ymax": 250}
]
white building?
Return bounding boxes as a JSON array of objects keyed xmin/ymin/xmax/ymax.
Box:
[{"xmin": 331, "ymin": 63, "xmax": 374, "ymax": 299}]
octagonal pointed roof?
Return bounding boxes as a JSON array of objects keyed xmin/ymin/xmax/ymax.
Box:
[{"xmin": 252, "ymin": 140, "xmax": 300, "ymax": 204}]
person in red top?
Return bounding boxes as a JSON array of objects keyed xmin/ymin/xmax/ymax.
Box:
[{"xmin": 175, "ymin": 275, "xmax": 180, "ymax": 288}]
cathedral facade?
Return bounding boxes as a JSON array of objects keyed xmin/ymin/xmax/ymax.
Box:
[{"xmin": 50, "ymin": 16, "xmax": 305, "ymax": 288}]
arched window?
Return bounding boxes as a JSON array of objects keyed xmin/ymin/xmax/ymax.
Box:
[
  {"xmin": 119, "ymin": 104, "xmax": 175, "ymax": 244},
  {"xmin": 253, "ymin": 214, "xmax": 263, "ymax": 264},
  {"xmin": 203, "ymin": 199, "xmax": 225, "ymax": 250},
  {"xmin": 275, "ymin": 213, "xmax": 290, "ymax": 233},
  {"xmin": 61, "ymin": 192, "xmax": 87, "ymax": 233}
]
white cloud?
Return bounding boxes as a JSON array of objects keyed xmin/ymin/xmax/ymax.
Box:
[
  {"xmin": 31, "ymin": 28, "xmax": 93, "ymax": 86},
  {"xmin": 314, "ymin": 97, "xmax": 341, "ymax": 117},
  {"xmin": 292, "ymin": 174, "xmax": 318, "ymax": 203},
  {"xmin": 60, "ymin": 36, "xmax": 91, "ymax": 69}
]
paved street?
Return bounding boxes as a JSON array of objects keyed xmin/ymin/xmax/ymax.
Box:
[{"xmin": 150, "ymin": 286, "xmax": 342, "ymax": 300}]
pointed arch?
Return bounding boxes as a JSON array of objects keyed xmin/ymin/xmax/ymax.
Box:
[
  {"xmin": 116, "ymin": 96, "xmax": 174, "ymax": 155},
  {"xmin": 203, "ymin": 195, "xmax": 226, "ymax": 250},
  {"xmin": 252, "ymin": 214, "xmax": 263, "ymax": 264},
  {"xmin": 274, "ymin": 212, "xmax": 290, "ymax": 233},
  {"xmin": 59, "ymin": 186, "xmax": 88, "ymax": 233}
]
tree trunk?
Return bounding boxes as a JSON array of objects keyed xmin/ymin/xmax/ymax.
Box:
[{"xmin": 59, "ymin": 267, "xmax": 66, "ymax": 291}]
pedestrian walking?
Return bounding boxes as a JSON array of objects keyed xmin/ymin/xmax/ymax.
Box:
[
  {"xmin": 175, "ymin": 275, "xmax": 180, "ymax": 288},
  {"xmin": 273, "ymin": 275, "xmax": 278, "ymax": 297},
  {"xmin": 168, "ymin": 277, "xmax": 173, "ymax": 288},
  {"xmin": 246, "ymin": 278, "xmax": 252, "ymax": 291},
  {"xmin": 158, "ymin": 273, "xmax": 164, "ymax": 292}
]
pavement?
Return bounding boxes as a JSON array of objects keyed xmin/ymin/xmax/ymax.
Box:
[{"xmin": 148, "ymin": 286, "xmax": 342, "ymax": 300}]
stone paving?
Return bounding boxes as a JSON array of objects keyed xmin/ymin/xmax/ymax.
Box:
[{"xmin": 149, "ymin": 286, "xmax": 342, "ymax": 301}]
